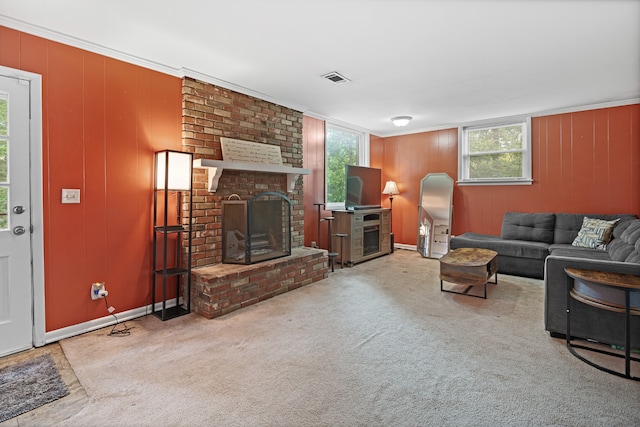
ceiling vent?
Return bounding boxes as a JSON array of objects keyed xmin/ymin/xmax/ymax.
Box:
[{"xmin": 322, "ymin": 71, "xmax": 350, "ymax": 84}]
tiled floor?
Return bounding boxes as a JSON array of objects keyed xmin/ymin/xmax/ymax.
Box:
[{"xmin": 0, "ymin": 343, "xmax": 88, "ymax": 426}]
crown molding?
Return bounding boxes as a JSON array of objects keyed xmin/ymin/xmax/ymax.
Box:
[
  {"xmin": 529, "ymin": 98, "xmax": 640, "ymax": 119},
  {"xmin": 0, "ymin": 15, "xmax": 181, "ymax": 77},
  {"xmin": 3, "ymin": 15, "xmax": 637, "ymax": 138},
  {"xmin": 177, "ymin": 68, "xmax": 308, "ymax": 113},
  {"xmin": 376, "ymin": 98, "xmax": 640, "ymax": 138},
  {"xmin": 303, "ymin": 110, "xmax": 372, "ymax": 135},
  {"xmin": 0, "ymin": 15, "xmax": 308, "ymax": 113}
]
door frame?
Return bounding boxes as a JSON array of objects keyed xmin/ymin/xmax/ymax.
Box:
[{"xmin": 0, "ymin": 65, "xmax": 45, "ymax": 347}]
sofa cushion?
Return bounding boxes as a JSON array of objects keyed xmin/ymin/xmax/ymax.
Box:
[
  {"xmin": 554, "ymin": 213, "xmax": 637, "ymax": 244},
  {"xmin": 571, "ymin": 217, "xmax": 620, "ymax": 250},
  {"xmin": 612, "ymin": 218, "xmax": 637, "ymax": 239},
  {"xmin": 608, "ymin": 219, "xmax": 640, "ymax": 263},
  {"xmin": 631, "ymin": 239, "xmax": 640, "ymax": 263},
  {"xmin": 451, "ymin": 232, "xmax": 549, "ymax": 259},
  {"xmin": 607, "ymin": 239, "xmax": 635, "ymax": 262},
  {"xmin": 548, "ymin": 245, "xmax": 612, "ymax": 261},
  {"xmin": 500, "ymin": 212, "xmax": 555, "ymax": 244}
]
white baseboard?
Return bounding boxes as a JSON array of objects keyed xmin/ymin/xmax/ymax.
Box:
[
  {"xmin": 394, "ymin": 243, "xmax": 417, "ymax": 251},
  {"xmin": 43, "ymin": 299, "xmax": 180, "ymax": 345}
]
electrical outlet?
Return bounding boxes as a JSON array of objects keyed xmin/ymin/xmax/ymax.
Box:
[{"xmin": 91, "ymin": 282, "xmax": 108, "ymax": 300}]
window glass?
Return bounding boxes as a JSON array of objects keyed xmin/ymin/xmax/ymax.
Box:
[
  {"xmin": 459, "ymin": 118, "xmax": 532, "ymax": 185},
  {"xmin": 0, "ymin": 186, "xmax": 7, "ymax": 230},
  {"xmin": 0, "ymin": 94, "xmax": 8, "ymax": 230},
  {"xmin": 325, "ymin": 124, "xmax": 362, "ymax": 206},
  {"xmin": 0, "ymin": 140, "xmax": 6, "ymax": 182},
  {"xmin": 0, "ymin": 95, "xmax": 7, "ymax": 135}
]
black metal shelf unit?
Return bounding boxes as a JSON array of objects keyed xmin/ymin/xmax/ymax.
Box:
[{"xmin": 152, "ymin": 150, "xmax": 193, "ymax": 321}]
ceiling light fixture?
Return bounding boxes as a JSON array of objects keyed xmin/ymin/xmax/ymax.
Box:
[{"xmin": 391, "ymin": 116, "xmax": 412, "ymax": 127}]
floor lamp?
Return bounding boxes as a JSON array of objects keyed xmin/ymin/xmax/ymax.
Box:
[{"xmin": 382, "ymin": 180, "xmax": 400, "ymax": 252}]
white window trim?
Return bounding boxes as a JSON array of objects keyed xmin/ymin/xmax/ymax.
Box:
[
  {"xmin": 324, "ymin": 122, "xmax": 370, "ymax": 210},
  {"xmin": 458, "ymin": 117, "xmax": 532, "ymax": 186}
]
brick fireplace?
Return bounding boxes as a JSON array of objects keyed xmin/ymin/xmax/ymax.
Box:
[{"xmin": 181, "ymin": 77, "xmax": 328, "ymax": 319}]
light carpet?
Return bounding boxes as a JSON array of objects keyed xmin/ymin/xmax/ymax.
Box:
[
  {"xmin": 0, "ymin": 354, "xmax": 69, "ymax": 422},
  {"xmin": 53, "ymin": 249, "xmax": 639, "ymax": 426}
]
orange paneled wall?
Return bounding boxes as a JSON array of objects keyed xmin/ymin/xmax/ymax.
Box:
[
  {"xmin": 302, "ymin": 116, "xmax": 328, "ymax": 247},
  {"xmin": 0, "ymin": 27, "xmax": 183, "ymax": 332},
  {"xmin": 376, "ymin": 129, "xmax": 458, "ymax": 246},
  {"xmin": 377, "ymin": 104, "xmax": 640, "ymax": 246}
]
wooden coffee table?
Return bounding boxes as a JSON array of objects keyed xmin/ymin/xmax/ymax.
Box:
[{"xmin": 439, "ymin": 248, "xmax": 498, "ymax": 299}]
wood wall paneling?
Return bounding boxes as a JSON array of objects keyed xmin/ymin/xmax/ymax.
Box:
[
  {"xmin": 631, "ymin": 106, "xmax": 640, "ymax": 214},
  {"xmin": 593, "ymin": 108, "xmax": 610, "ymax": 208},
  {"xmin": 297, "ymin": 108, "xmax": 635, "ymax": 253},
  {"xmin": 609, "ymin": 106, "xmax": 636, "ymax": 213},
  {"xmin": 144, "ymin": 72, "xmax": 183, "ymax": 306},
  {"xmin": 570, "ymin": 110, "xmax": 596, "ymax": 212},
  {"xmin": 45, "ymin": 41, "xmax": 87, "ymax": 328},
  {"xmin": 82, "ymin": 51, "xmax": 109, "ymax": 321},
  {"xmin": 0, "ymin": 26, "xmax": 21, "ymax": 69},
  {"xmin": 376, "ymin": 104, "xmax": 640, "ymax": 247},
  {"xmin": 303, "ymin": 116, "xmax": 326, "ymax": 247},
  {"xmin": 1, "ymin": 24, "xmax": 638, "ymax": 333},
  {"xmin": 104, "ymin": 59, "xmax": 141, "ymax": 318},
  {"xmin": 0, "ymin": 27, "xmax": 183, "ymax": 331}
]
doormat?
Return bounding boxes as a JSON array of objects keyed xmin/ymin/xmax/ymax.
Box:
[{"xmin": 0, "ymin": 354, "xmax": 69, "ymax": 422}]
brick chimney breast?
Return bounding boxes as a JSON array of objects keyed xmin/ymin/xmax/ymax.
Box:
[{"xmin": 182, "ymin": 77, "xmax": 305, "ymax": 267}]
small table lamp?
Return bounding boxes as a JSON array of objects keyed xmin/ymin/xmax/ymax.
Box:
[{"xmin": 382, "ymin": 180, "xmax": 400, "ymax": 233}]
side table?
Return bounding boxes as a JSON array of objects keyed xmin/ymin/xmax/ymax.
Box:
[
  {"xmin": 439, "ymin": 248, "xmax": 498, "ymax": 299},
  {"xmin": 564, "ymin": 267, "xmax": 640, "ymax": 380}
]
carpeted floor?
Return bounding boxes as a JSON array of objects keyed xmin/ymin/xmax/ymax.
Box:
[{"xmin": 2, "ymin": 249, "xmax": 640, "ymax": 426}]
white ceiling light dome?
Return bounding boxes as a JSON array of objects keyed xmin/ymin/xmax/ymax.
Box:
[{"xmin": 391, "ymin": 116, "xmax": 412, "ymax": 127}]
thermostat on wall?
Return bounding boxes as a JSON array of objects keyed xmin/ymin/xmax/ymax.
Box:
[{"xmin": 61, "ymin": 189, "xmax": 80, "ymax": 204}]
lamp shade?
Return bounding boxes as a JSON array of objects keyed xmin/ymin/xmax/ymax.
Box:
[
  {"xmin": 391, "ymin": 116, "xmax": 412, "ymax": 127},
  {"xmin": 382, "ymin": 180, "xmax": 400, "ymax": 195},
  {"xmin": 155, "ymin": 150, "xmax": 193, "ymax": 191}
]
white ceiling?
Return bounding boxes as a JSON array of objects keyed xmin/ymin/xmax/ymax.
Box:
[{"xmin": 1, "ymin": 0, "xmax": 639, "ymax": 136}]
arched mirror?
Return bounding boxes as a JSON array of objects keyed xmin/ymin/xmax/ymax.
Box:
[{"xmin": 417, "ymin": 173, "xmax": 454, "ymax": 258}]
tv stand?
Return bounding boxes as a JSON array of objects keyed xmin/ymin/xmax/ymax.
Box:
[{"xmin": 332, "ymin": 208, "xmax": 391, "ymax": 266}]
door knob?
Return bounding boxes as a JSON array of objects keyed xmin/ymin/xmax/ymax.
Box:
[
  {"xmin": 12, "ymin": 205, "xmax": 25, "ymax": 214},
  {"xmin": 13, "ymin": 226, "xmax": 26, "ymax": 235}
]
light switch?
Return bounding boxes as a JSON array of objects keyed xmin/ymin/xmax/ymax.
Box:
[{"xmin": 61, "ymin": 189, "xmax": 81, "ymax": 204}]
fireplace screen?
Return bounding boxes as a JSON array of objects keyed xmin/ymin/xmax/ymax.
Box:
[{"xmin": 222, "ymin": 192, "xmax": 291, "ymax": 264}]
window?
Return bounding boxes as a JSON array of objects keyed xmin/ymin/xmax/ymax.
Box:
[
  {"xmin": 458, "ymin": 117, "xmax": 532, "ymax": 185},
  {"xmin": 325, "ymin": 123, "xmax": 368, "ymax": 209},
  {"xmin": 0, "ymin": 94, "xmax": 7, "ymax": 230}
]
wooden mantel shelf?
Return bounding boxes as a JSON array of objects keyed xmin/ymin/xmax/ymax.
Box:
[{"xmin": 193, "ymin": 159, "xmax": 311, "ymax": 193}]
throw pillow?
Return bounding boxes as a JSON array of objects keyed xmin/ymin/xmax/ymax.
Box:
[{"xmin": 572, "ymin": 217, "xmax": 620, "ymax": 250}]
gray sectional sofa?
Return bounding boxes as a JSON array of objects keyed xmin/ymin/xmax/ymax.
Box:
[
  {"xmin": 450, "ymin": 212, "xmax": 640, "ymax": 348},
  {"xmin": 451, "ymin": 212, "xmax": 557, "ymax": 279}
]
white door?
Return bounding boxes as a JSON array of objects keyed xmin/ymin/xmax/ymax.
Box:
[{"xmin": 0, "ymin": 75, "xmax": 33, "ymax": 357}]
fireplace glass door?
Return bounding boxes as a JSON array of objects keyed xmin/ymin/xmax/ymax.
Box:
[
  {"xmin": 222, "ymin": 192, "xmax": 291, "ymax": 264},
  {"xmin": 362, "ymin": 214, "xmax": 381, "ymax": 256}
]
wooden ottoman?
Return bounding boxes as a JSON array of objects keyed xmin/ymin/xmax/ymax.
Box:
[{"xmin": 439, "ymin": 248, "xmax": 498, "ymax": 299}]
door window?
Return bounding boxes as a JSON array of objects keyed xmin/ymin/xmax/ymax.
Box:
[{"xmin": 0, "ymin": 94, "xmax": 8, "ymax": 230}]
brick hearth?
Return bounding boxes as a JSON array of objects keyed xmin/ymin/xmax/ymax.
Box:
[
  {"xmin": 191, "ymin": 247, "xmax": 327, "ymax": 319},
  {"xmin": 181, "ymin": 77, "xmax": 328, "ymax": 319}
]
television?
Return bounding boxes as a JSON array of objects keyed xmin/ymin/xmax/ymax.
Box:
[{"xmin": 345, "ymin": 165, "xmax": 382, "ymax": 210}]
